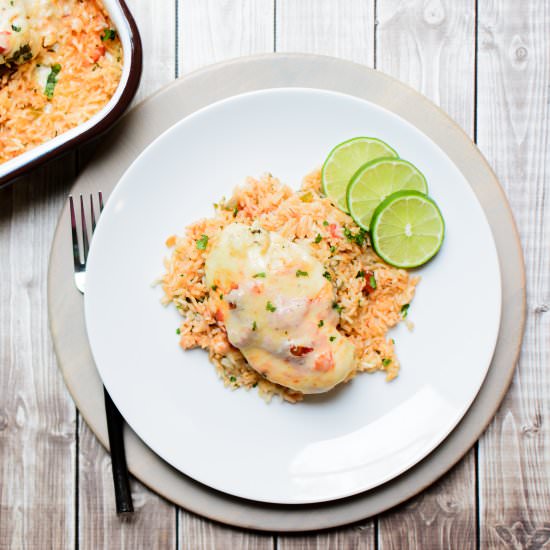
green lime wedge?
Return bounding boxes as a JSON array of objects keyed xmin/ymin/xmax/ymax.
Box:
[
  {"xmin": 370, "ymin": 190, "xmax": 445, "ymax": 269},
  {"xmin": 322, "ymin": 137, "xmax": 398, "ymax": 212},
  {"xmin": 347, "ymin": 158, "xmax": 428, "ymax": 230}
]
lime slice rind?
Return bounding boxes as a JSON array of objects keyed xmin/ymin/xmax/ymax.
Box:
[
  {"xmin": 321, "ymin": 137, "xmax": 399, "ymax": 213},
  {"xmin": 347, "ymin": 158, "xmax": 428, "ymax": 230},
  {"xmin": 370, "ymin": 190, "xmax": 445, "ymax": 269}
]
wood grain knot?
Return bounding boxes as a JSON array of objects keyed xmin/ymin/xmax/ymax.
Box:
[
  {"xmin": 515, "ymin": 46, "xmax": 528, "ymax": 60},
  {"xmin": 423, "ymin": 0, "xmax": 445, "ymax": 27},
  {"xmin": 480, "ymin": 25, "xmax": 495, "ymax": 50},
  {"xmin": 437, "ymin": 495, "xmax": 461, "ymax": 515},
  {"xmin": 416, "ymin": 494, "xmax": 459, "ymax": 525},
  {"xmin": 510, "ymin": 35, "xmax": 529, "ymax": 69},
  {"xmin": 495, "ymin": 522, "xmax": 550, "ymax": 549},
  {"xmin": 522, "ymin": 412, "xmax": 543, "ymax": 437}
]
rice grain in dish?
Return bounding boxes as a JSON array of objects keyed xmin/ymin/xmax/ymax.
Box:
[
  {"xmin": 161, "ymin": 170, "xmax": 418, "ymax": 403},
  {"xmin": 0, "ymin": 0, "xmax": 122, "ymax": 163}
]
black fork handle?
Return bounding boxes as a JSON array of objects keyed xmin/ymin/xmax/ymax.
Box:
[{"xmin": 103, "ymin": 388, "xmax": 134, "ymax": 515}]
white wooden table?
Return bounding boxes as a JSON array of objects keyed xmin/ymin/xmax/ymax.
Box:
[{"xmin": 1, "ymin": 1, "xmax": 548, "ymax": 548}]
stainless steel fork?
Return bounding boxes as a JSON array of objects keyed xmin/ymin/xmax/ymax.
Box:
[
  {"xmin": 70, "ymin": 193, "xmax": 103, "ymax": 293},
  {"xmin": 69, "ymin": 193, "xmax": 134, "ymax": 516}
]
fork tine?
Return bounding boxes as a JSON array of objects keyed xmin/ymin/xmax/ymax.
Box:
[
  {"xmin": 90, "ymin": 194, "xmax": 97, "ymax": 233},
  {"xmin": 80, "ymin": 194, "xmax": 90, "ymax": 262},
  {"xmin": 69, "ymin": 196, "xmax": 81, "ymax": 268},
  {"xmin": 99, "ymin": 191, "xmax": 104, "ymax": 212}
]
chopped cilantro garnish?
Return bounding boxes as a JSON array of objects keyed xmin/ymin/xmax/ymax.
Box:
[
  {"xmin": 101, "ymin": 28, "xmax": 117, "ymax": 41},
  {"xmin": 219, "ymin": 294, "xmax": 224, "ymax": 300},
  {"xmin": 356, "ymin": 229, "xmax": 367, "ymax": 246},
  {"xmin": 332, "ymin": 302, "xmax": 343, "ymax": 314},
  {"xmin": 369, "ymin": 274, "xmax": 377, "ymax": 289},
  {"xmin": 196, "ymin": 234, "xmax": 209, "ymax": 250},
  {"xmin": 401, "ymin": 304, "xmax": 410, "ymax": 318},
  {"xmin": 322, "ymin": 271, "xmax": 332, "ymax": 281},
  {"xmin": 266, "ymin": 301, "xmax": 276, "ymax": 312},
  {"xmin": 252, "ymin": 382, "xmax": 258, "ymax": 388},
  {"xmin": 330, "ymin": 245, "xmax": 336, "ymax": 254},
  {"xmin": 11, "ymin": 24, "xmax": 21, "ymax": 32},
  {"xmin": 44, "ymin": 64, "xmax": 61, "ymax": 99},
  {"xmin": 233, "ymin": 206, "xmax": 239, "ymax": 217},
  {"xmin": 230, "ymin": 376, "xmax": 237, "ymax": 383},
  {"xmin": 314, "ymin": 234, "xmax": 322, "ymax": 244},
  {"xmin": 382, "ymin": 358, "xmax": 392, "ymax": 367},
  {"xmin": 11, "ymin": 43, "xmax": 32, "ymax": 63},
  {"xmin": 329, "ymin": 336, "xmax": 336, "ymax": 342},
  {"xmin": 176, "ymin": 328, "xmax": 180, "ymax": 335},
  {"xmin": 318, "ymin": 320, "xmax": 324, "ymax": 327},
  {"xmin": 356, "ymin": 270, "xmax": 365, "ymax": 278},
  {"xmin": 296, "ymin": 269, "xmax": 309, "ymax": 277},
  {"xmin": 323, "ymin": 220, "xmax": 329, "ymax": 226},
  {"xmin": 211, "ymin": 284, "xmax": 218, "ymax": 291},
  {"xmin": 344, "ymin": 226, "xmax": 367, "ymax": 246},
  {"xmin": 252, "ymin": 321, "xmax": 257, "ymax": 331},
  {"xmin": 253, "ymin": 272, "xmax": 266, "ymax": 278}
]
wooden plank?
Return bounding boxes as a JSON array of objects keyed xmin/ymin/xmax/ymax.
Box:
[
  {"xmin": 276, "ymin": 0, "xmax": 374, "ymax": 65},
  {"xmin": 78, "ymin": 422, "xmax": 176, "ymax": 549},
  {"xmin": 377, "ymin": 458, "xmax": 477, "ymax": 549},
  {"xmin": 476, "ymin": 1, "xmax": 550, "ymax": 547},
  {"xmin": 132, "ymin": 0, "xmax": 176, "ymax": 102},
  {"xmin": 177, "ymin": 0, "xmax": 275, "ymax": 75},
  {"xmin": 78, "ymin": 1, "xmax": 178, "ymax": 548},
  {"xmin": 376, "ymin": 1, "xmax": 478, "ymax": 548},
  {"xmin": 179, "ymin": 515, "xmax": 274, "ymax": 550},
  {"xmin": 276, "ymin": 1, "xmax": 375, "ymax": 546},
  {"xmin": 0, "ymin": 160, "xmax": 76, "ymax": 550},
  {"xmin": 176, "ymin": 1, "xmax": 275, "ymax": 546},
  {"xmin": 278, "ymin": 525, "xmax": 375, "ymax": 550}
]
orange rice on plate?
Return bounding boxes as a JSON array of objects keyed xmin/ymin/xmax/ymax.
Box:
[
  {"xmin": 0, "ymin": 0, "xmax": 122, "ymax": 163},
  {"xmin": 161, "ymin": 170, "xmax": 418, "ymax": 403}
]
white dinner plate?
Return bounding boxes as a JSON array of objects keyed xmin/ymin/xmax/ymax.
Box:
[{"xmin": 84, "ymin": 88, "xmax": 501, "ymax": 505}]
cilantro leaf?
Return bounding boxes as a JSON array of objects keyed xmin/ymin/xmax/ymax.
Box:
[
  {"xmin": 101, "ymin": 28, "xmax": 117, "ymax": 41},
  {"xmin": 44, "ymin": 64, "xmax": 61, "ymax": 99},
  {"xmin": 196, "ymin": 234, "xmax": 209, "ymax": 250}
]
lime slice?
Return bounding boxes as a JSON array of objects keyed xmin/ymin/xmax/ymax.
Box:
[
  {"xmin": 347, "ymin": 158, "xmax": 428, "ymax": 230},
  {"xmin": 322, "ymin": 137, "xmax": 398, "ymax": 212},
  {"xmin": 370, "ymin": 190, "xmax": 445, "ymax": 269}
]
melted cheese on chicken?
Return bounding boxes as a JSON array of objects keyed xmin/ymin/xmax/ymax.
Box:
[{"xmin": 205, "ymin": 223, "xmax": 357, "ymax": 394}]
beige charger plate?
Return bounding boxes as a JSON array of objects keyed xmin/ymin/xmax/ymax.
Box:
[{"xmin": 48, "ymin": 54, "xmax": 525, "ymax": 532}]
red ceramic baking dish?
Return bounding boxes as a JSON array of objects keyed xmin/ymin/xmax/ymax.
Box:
[{"xmin": 0, "ymin": 0, "xmax": 142, "ymax": 189}]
